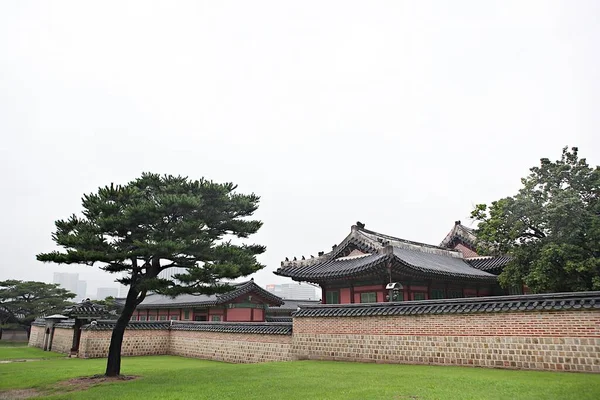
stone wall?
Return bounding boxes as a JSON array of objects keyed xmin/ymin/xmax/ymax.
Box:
[
  {"xmin": 26, "ymin": 292, "xmax": 600, "ymax": 373},
  {"xmin": 78, "ymin": 328, "xmax": 170, "ymax": 359},
  {"xmin": 292, "ymin": 294, "xmax": 600, "ymax": 373},
  {"xmin": 28, "ymin": 325, "xmax": 45, "ymax": 348},
  {"xmin": 169, "ymin": 329, "xmax": 292, "ymax": 363},
  {"xmin": 50, "ymin": 327, "xmax": 74, "ymax": 354}
]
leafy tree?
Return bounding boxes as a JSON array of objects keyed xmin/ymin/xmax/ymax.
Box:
[
  {"xmin": 0, "ymin": 280, "xmax": 76, "ymax": 338},
  {"xmin": 37, "ymin": 173, "xmax": 265, "ymax": 376},
  {"xmin": 91, "ymin": 296, "xmax": 121, "ymax": 315},
  {"xmin": 471, "ymin": 147, "xmax": 600, "ymax": 293}
]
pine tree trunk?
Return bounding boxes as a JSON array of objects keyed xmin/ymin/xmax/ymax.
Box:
[{"xmin": 105, "ymin": 287, "xmax": 138, "ymax": 377}]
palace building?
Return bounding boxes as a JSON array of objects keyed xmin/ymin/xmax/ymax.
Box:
[
  {"xmin": 275, "ymin": 221, "xmax": 515, "ymax": 304},
  {"xmin": 132, "ymin": 280, "xmax": 285, "ymax": 322}
]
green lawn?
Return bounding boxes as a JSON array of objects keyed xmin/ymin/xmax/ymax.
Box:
[
  {"xmin": 0, "ymin": 341, "xmax": 64, "ymax": 360},
  {"xmin": 1, "ymin": 346, "xmax": 599, "ymax": 400}
]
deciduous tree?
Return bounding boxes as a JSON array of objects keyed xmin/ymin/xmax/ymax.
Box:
[
  {"xmin": 37, "ymin": 173, "xmax": 265, "ymax": 376},
  {"xmin": 471, "ymin": 147, "xmax": 600, "ymax": 293}
]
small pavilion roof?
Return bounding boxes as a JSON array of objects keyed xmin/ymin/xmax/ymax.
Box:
[
  {"xmin": 63, "ymin": 301, "xmax": 110, "ymax": 319},
  {"xmin": 136, "ymin": 280, "xmax": 284, "ymax": 309},
  {"xmin": 275, "ymin": 223, "xmax": 497, "ymax": 283}
]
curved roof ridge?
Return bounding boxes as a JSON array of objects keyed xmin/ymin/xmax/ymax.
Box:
[{"xmin": 358, "ymin": 226, "xmax": 453, "ymax": 252}]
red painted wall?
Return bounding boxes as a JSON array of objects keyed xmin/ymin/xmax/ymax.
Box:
[
  {"xmin": 354, "ymin": 285, "xmax": 383, "ymax": 292},
  {"xmin": 226, "ymin": 308, "xmax": 252, "ymax": 321},
  {"xmin": 340, "ymin": 288, "xmax": 352, "ymax": 303},
  {"xmin": 253, "ymin": 308, "xmax": 264, "ymax": 321}
]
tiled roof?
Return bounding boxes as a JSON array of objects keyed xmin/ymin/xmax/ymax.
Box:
[
  {"xmin": 276, "ymin": 224, "xmax": 497, "ymax": 282},
  {"xmin": 31, "ymin": 318, "xmax": 46, "ymax": 327},
  {"xmin": 83, "ymin": 320, "xmax": 292, "ymax": 335},
  {"xmin": 268, "ymin": 299, "xmax": 322, "ymax": 311},
  {"xmin": 63, "ymin": 301, "xmax": 110, "ymax": 319},
  {"xmin": 276, "ymin": 253, "xmax": 388, "ymax": 280},
  {"xmin": 439, "ymin": 222, "xmax": 479, "ymax": 250},
  {"xmin": 266, "ymin": 316, "xmax": 293, "ymax": 323},
  {"xmin": 137, "ymin": 280, "xmax": 284, "ymax": 309},
  {"xmin": 293, "ymin": 291, "xmax": 600, "ymax": 318},
  {"xmin": 392, "ymin": 247, "xmax": 496, "ymax": 280},
  {"xmin": 467, "ymin": 256, "xmax": 512, "ymax": 272},
  {"xmin": 84, "ymin": 320, "xmax": 170, "ymax": 331},
  {"xmin": 55, "ymin": 320, "xmax": 76, "ymax": 328},
  {"xmin": 171, "ymin": 321, "xmax": 292, "ymax": 335}
]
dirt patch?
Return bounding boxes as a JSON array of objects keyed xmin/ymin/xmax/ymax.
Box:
[
  {"xmin": 0, "ymin": 389, "xmax": 40, "ymax": 399},
  {"xmin": 0, "ymin": 375, "xmax": 139, "ymax": 399},
  {"xmin": 0, "ymin": 359, "xmax": 45, "ymax": 364},
  {"xmin": 56, "ymin": 375, "xmax": 138, "ymax": 392}
]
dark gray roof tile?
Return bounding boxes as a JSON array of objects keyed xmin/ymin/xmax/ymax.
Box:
[
  {"xmin": 137, "ymin": 280, "xmax": 284, "ymax": 309},
  {"xmin": 392, "ymin": 247, "xmax": 497, "ymax": 280},
  {"xmin": 293, "ymin": 291, "xmax": 600, "ymax": 318},
  {"xmin": 467, "ymin": 256, "xmax": 512, "ymax": 272},
  {"xmin": 170, "ymin": 321, "xmax": 292, "ymax": 335}
]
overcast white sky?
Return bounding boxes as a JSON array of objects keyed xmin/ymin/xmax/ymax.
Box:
[{"xmin": 1, "ymin": 1, "xmax": 598, "ymax": 296}]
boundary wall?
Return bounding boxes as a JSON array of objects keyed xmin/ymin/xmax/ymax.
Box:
[{"xmin": 29, "ymin": 292, "xmax": 600, "ymax": 372}]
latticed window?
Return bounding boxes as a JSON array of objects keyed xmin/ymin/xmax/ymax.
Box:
[
  {"xmin": 326, "ymin": 291, "xmax": 339, "ymax": 304},
  {"xmin": 159, "ymin": 315, "xmax": 167, "ymax": 321},
  {"xmin": 430, "ymin": 289, "xmax": 445, "ymax": 299},
  {"xmin": 448, "ymin": 290, "xmax": 463, "ymax": 298},
  {"xmin": 211, "ymin": 315, "xmax": 221, "ymax": 322},
  {"xmin": 139, "ymin": 316, "xmax": 147, "ymax": 321},
  {"xmin": 360, "ymin": 292, "xmax": 377, "ymax": 303},
  {"xmin": 412, "ymin": 292, "xmax": 426, "ymax": 301},
  {"xmin": 183, "ymin": 310, "xmax": 190, "ymax": 320}
]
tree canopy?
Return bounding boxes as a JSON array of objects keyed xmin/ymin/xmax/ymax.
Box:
[
  {"xmin": 91, "ymin": 296, "xmax": 121, "ymax": 315},
  {"xmin": 471, "ymin": 147, "xmax": 600, "ymax": 293},
  {"xmin": 0, "ymin": 280, "xmax": 75, "ymax": 333},
  {"xmin": 37, "ymin": 173, "xmax": 265, "ymax": 376}
]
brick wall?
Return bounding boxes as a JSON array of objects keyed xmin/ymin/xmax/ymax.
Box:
[
  {"xmin": 50, "ymin": 327, "xmax": 74, "ymax": 354},
  {"xmin": 27, "ymin": 293, "xmax": 600, "ymax": 373},
  {"xmin": 28, "ymin": 325, "xmax": 45, "ymax": 348},
  {"xmin": 293, "ymin": 310, "xmax": 600, "ymax": 372},
  {"xmin": 78, "ymin": 329, "xmax": 170, "ymax": 358},
  {"xmin": 169, "ymin": 330, "xmax": 292, "ymax": 363}
]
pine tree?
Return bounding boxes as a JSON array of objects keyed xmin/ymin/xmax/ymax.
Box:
[{"xmin": 37, "ymin": 173, "xmax": 265, "ymax": 376}]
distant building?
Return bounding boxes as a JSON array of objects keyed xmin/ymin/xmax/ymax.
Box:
[
  {"xmin": 96, "ymin": 287, "xmax": 119, "ymax": 300},
  {"xmin": 76, "ymin": 281, "xmax": 87, "ymax": 301},
  {"xmin": 132, "ymin": 280, "xmax": 283, "ymax": 322},
  {"xmin": 265, "ymin": 283, "xmax": 317, "ymax": 300},
  {"xmin": 53, "ymin": 272, "xmax": 87, "ymax": 301},
  {"xmin": 158, "ymin": 267, "xmax": 187, "ymax": 281}
]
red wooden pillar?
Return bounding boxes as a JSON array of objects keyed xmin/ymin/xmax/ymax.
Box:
[{"xmin": 321, "ymin": 286, "xmax": 326, "ymax": 304}]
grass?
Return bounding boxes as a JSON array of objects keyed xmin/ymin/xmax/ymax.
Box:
[
  {"xmin": 0, "ymin": 341, "xmax": 64, "ymax": 360},
  {"xmin": 1, "ymin": 345, "xmax": 599, "ymax": 399}
]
